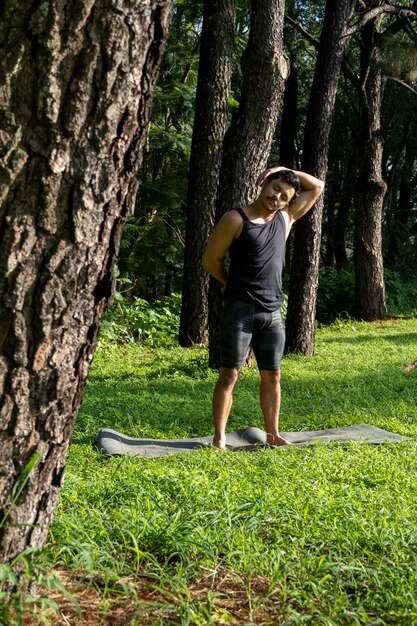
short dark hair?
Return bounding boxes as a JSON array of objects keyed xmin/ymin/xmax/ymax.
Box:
[{"xmin": 267, "ymin": 170, "xmax": 301, "ymax": 203}]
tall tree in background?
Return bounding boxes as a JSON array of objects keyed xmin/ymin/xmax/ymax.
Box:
[
  {"xmin": 383, "ymin": 53, "xmax": 417, "ymax": 273},
  {"xmin": 385, "ymin": 127, "xmax": 417, "ymax": 271},
  {"xmin": 116, "ymin": 4, "xmax": 201, "ymax": 301},
  {"xmin": 278, "ymin": 0, "xmax": 300, "ymax": 274},
  {"xmin": 310, "ymin": 1, "xmax": 416, "ymax": 284},
  {"xmin": 179, "ymin": 0, "xmax": 236, "ymax": 347},
  {"xmin": 208, "ymin": 0, "xmax": 289, "ymax": 368},
  {"xmin": 351, "ymin": 1, "xmax": 417, "ymax": 318},
  {"xmin": 279, "ymin": 0, "xmax": 299, "ymax": 170},
  {"xmin": 323, "ymin": 82, "xmax": 358, "ymax": 271},
  {"xmin": 285, "ymin": 0, "xmax": 356, "ymax": 355},
  {"xmin": 354, "ymin": 14, "xmax": 388, "ymax": 319},
  {"xmin": 0, "ymin": 0, "xmax": 172, "ymax": 566}
]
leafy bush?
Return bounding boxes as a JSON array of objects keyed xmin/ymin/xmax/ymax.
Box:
[
  {"xmin": 100, "ymin": 293, "xmax": 181, "ymax": 346},
  {"xmin": 384, "ymin": 269, "xmax": 417, "ymax": 314},
  {"xmin": 99, "ymin": 270, "xmax": 416, "ymax": 348}
]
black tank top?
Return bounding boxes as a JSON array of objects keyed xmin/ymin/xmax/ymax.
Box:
[{"xmin": 224, "ymin": 207, "xmax": 286, "ymax": 311}]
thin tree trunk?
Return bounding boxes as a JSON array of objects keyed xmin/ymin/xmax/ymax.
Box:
[
  {"xmin": 279, "ymin": 56, "xmax": 298, "ymax": 169},
  {"xmin": 178, "ymin": 0, "xmax": 236, "ymax": 347},
  {"xmin": 323, "ymin": 160, "xmax": 339, "ymax": 268},
  {"xmin": 335, "ymin": 152, "xmax": 355, "ymax": 270},
  {"xmin": 285, "ymin": 0, "xmax": 356, "ymax": 355},
  {"xmin": 324, "ymin": 151, "xmax": 355, "ymax": 270},
  {"xmin": 279, "ymin": 0, "xmax": 298, "ymax": 170},
  {"xmin": 0, "ymin": 0, "xmax": 172, "ymax": 566},
  {"xmin": 208, "ymin": 0, "xmax": 289, "ymax": 369},
  {"xmin": 355, "ymin": 17, "xmax": 387, "ymax": 319},
  {"xmin": 385, "ymin": 139, "xmax": 416, "ymax": 270},
  {"xmin": 279, "ymin": 49, "xmax": 298, "ymax": 276}
]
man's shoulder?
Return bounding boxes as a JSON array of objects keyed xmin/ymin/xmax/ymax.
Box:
[
  {"xmin": 219, "ymin": 208, "xmax": 244, "ymax": 226},
  {"xmin": 216, "ymin": 209, "xmax": 244, "ymax": 239},
  {"xmin": 226, "ymin": 207, "xmax": 244, "ymax": 218}
]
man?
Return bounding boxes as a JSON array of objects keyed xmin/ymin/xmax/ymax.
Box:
[{"xmin": 202, "ymin": 166, "xmax": 324, "ymax": 449}]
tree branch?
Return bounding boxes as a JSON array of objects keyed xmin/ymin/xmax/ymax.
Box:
[
  {"xmin": 284, "ymin": 14, "xmax": 319, "ymax": 49},
  {"xmin": 344, "ymin": 6, "xmax": 417, "ymax": 37},
  {"xmin": 284, "ymin": 13, "xmax": 360, "ymax": 87},
  {"xmin": 386, "ymin": 75, "xmax": 417, "ymax": 97}
]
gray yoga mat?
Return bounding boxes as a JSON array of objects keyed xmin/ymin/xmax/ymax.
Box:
[{"xmin": 97, "ymin": 424, "xmax": 408, "ymax": 458}]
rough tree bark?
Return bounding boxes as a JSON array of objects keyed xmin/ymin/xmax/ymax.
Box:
[
  {"xmin": 323, "ymin": 161, "xmax": 339, "ymax": 268},
  {"xmin": 179, "ymin": 0, "xmax": 236, "ymax": 347},
  {"xmin": 208, "ymin": 0, "xmax": 289, "ymax": 369},
  {"xmin": 0, "ymin": 0, "xmax": 172, "ymax": 564},
  {"xmin": 354, "ymin": 17, "xmax": 388, "ymax": 319},
  {"xmin": 347, "ymin": 1, "xmax": 417, "ymax": 317},
  {"xmin": 285, "ymin": 0, "xmax": 356, "ymax": 355}
]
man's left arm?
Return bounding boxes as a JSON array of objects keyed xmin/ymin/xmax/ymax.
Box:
[{"xmin": 287, "ymin": 168, "xmax": 324, "ymax": 222}]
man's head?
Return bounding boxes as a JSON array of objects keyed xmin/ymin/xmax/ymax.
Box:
[
  {"xmin": 258, "ymin": 170, "xmax": 301, "ymax": 213},
  {"xmin": 266, "ymin": 171, "xmax": 301, "ymax": 203}
]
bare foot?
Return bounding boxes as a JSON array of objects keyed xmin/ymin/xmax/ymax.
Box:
[
  {"xmin": 213, "ymin": 437, "xmax": 227, "ymax": 450},
  {"xmin": 266, "ymin": 433, "xmax": 292, "ymax": 447}
]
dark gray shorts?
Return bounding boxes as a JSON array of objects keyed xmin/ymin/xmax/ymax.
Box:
[{"xmin": 220, "ymin": 299, "xmax": 285, "ymax": 371}]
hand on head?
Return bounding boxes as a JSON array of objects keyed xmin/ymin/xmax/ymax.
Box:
[{"xmin": 256, "ymin": 166, "xmax": 287, "ymax": 187}]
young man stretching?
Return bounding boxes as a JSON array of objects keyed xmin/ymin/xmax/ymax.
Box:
[{"xmin": 203, "ymin": 166, "xmax": 324, "ymax": 449}]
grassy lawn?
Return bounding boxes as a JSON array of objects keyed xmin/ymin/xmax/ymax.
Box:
[{"xmin": 28, "ymin": 319, "xmax": 417, "ymax": 624}]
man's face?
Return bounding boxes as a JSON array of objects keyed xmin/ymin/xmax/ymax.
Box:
[{"xmin": 260, "ymin": 178, "xmax": 295, "ymax": 212}]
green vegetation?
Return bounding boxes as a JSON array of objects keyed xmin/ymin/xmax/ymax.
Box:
[
  {"xmin": 315, "ymin": 270, "xmax": 417, "ymax": 323},
  {"xmin": 115, "ymin": 1, "xmax": 417, "ymax": 304},
  {"xmin": 100, "ymin": 272, "xmax": 417, "ymax": 346},
  {"xmin": 18, "ymin": 315, "xmax": 415, "ymax": 624},
  {"xmin": 100, "ymin": 291, "xmax": 182, "ymax": 347}
]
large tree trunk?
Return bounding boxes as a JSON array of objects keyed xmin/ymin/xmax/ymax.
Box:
[
  {"xmin": 285, "ymin": 0, "xmax": 356, "ymax": 355},
  {"xmin": 0, "ymin": 0, "xmax": 172, "ymax": 565},
  {"xmin": 355, "ymin": 17, "xmax": 387, "ymax": 319},
  {"xmin": 208, "ymin": 0, "xmax": 289, "ymax": 369},
  {"xmin": 179, "ymin": 0, "xmax": 236, "ymax": 347}
]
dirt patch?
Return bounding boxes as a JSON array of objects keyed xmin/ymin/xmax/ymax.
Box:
[{"xmin": 20, "ymin": 569, "xmax": 293, "ymax": 625}]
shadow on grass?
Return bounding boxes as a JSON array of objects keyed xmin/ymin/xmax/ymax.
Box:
[{"xmin": 322, "ymin": 331, "xmax": 417, "ymax": 346}]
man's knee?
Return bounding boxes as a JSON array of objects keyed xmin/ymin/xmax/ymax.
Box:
[
  {"xmin": 218, "ymin": 367, "xmax": 240, "ymax": 388},
  {"xmin": 260, "ymin": 369, "xmax": 281, "ymax": 384}
]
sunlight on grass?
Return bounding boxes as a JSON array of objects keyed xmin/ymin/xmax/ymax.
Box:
[{"xmin": 46, "ymin": 319, "xmax": 417, "ymax": 624}]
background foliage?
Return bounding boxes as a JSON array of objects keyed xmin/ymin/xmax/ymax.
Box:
[{"xmin": 114, "ymin": 0, "xmax": 417, "ymax": 322}]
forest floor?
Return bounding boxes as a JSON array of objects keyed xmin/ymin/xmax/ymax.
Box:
[{"xmin": 7, "ymin": 317, "xmax": 417, "ymax": 625}]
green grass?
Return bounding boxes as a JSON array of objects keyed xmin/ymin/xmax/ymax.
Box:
[{"xmin": 44, "ymin": 318, "xmax": 417, "ymax": 624}]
